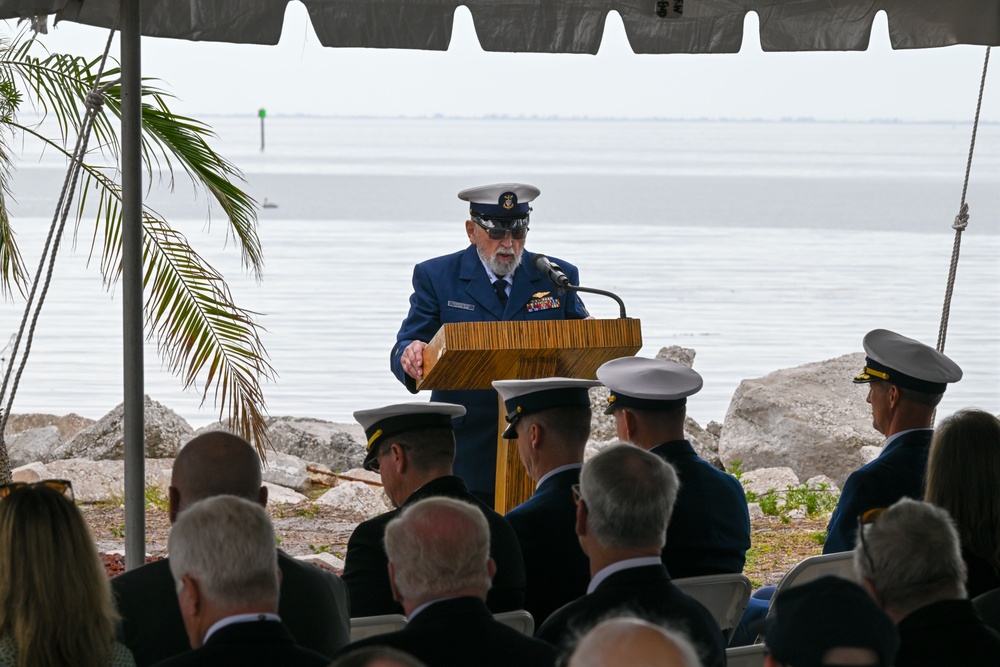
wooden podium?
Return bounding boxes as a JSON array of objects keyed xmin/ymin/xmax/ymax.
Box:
[{"xmin": 416, "ymin": 318, "xmax": 642, "ymax": 513}]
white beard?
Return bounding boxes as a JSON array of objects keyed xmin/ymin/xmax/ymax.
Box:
[{"xmin": 477, "ymin": 241, "xmax": 522, "ymax": 277}]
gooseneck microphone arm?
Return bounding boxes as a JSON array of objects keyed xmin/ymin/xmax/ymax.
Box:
[{"xmin": 532, "ymin": 254, "xmax": 628, "ymax": 319}]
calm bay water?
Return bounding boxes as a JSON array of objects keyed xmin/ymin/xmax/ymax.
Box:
[{"xmin": 3, "ymin": 117, "xmax": 999, "ymax": 430}]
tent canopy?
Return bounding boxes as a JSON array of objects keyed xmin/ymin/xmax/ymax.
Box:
[{"xmin": 1, "ymin": 0, "xmax": 997, "ymax": 54}]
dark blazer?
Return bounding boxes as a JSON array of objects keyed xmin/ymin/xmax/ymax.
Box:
[
  {"xmin": 341, "ymin": 475, "xmax": 526, "ymax": 618},
  {"xmin": 651, "ymin": 440, "xmax": 751, "ymax": 578},
  {"xmin": 504, "ymin": 466, "xmax": 590, "ymax": 626},
  {"xmin": 112, "ymin": 551, "xmax": 350, "ymax": 666},
  {"xmin": 338, "ymin": 596, "xmax": 557, "ymax": 667},
  {"xmin": 150, "ymin": 619, "xmax": 329, "ymax": 667},
  {"xmin": 895, "ymin": 599, "xmax": 1000, "ymax": 667},
  {"xmin": 390, "ymin": 245, "xmax": 588, "ymax": 502},
  {"xmin": 536, "ymin": 564, "xmax": 726, "ymax": 667},
  {"xmin": 824, "ymin": 429, "xmax": 933, "ymax": 553}
]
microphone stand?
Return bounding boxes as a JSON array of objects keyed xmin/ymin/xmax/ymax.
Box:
[{"xmin": 561, "ymin": 285, "xmax": 627, "ymax": 319}]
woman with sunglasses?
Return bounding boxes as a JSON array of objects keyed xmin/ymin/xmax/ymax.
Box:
[
  {"xmin": 0, "ymin": 481, "xmax": 135, "ymax": 667},
  {"xmin": 925, "ymin": 408, "xmax": 1000, "ymax": 599}
]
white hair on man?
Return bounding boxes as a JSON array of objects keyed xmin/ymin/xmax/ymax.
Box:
[
  {"xmin": 579, "ymin": 443, "xmax": 680, "ymax": 550},
  {"xmin": 853, "ymin": 497, "xmax": 967, "ymax": 614},
  {"xmin": 568, "ymin": 617, "xmax": 703, "ymax": 667},
  {"xmin": 168, "ymin": 495, "xmax": 279, "ymax": 609},
  {"xmin": 384, "ymin": 496, "xmax": 492, "ymax": 603}
]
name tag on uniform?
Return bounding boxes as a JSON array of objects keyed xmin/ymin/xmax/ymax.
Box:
[
  {"xmin": 526, "ymin": 293, "xmax": 560, "ymax": 312},
  {"xmin": 448, "ymin": 300, "xmax": 475, "ymax": 311}
]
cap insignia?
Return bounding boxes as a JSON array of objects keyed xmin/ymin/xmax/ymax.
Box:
[
  {"xmin": 502, "ymin": 194, "xmax": 514, "ymax": 210},
  {"xmin": 863, "ymin": 367, "xmax": 890, "ymax": 380}
]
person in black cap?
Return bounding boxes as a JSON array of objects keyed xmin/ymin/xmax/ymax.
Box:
[
  {"xmin": 492, "ymin": 377, "xmax": 599, "ymax": 625},
  {"xmin": 823, "ymin": 329, "xmax": 962, "ymax": 553},
  {"xmin": 595, "ymin": 356, "xmax": 750, "ymax": 579},
  {"xmin": 340, "ymin": 402, "xmax": 526, "ymax": 618},
  {"xmin": 764, "ymin": 576, "xmax": 899, "ymax": 667},
  {"xmin": 389, "ymin": 183, "xmax": 589, "ymax": 508}
]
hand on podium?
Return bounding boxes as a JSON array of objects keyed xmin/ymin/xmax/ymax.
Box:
[{"xmin": 401, "ymin": 340, "xmax": 428, "ymax": 380}]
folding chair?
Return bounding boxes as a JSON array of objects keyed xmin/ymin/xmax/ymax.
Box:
[
  {"xmin": 494, "ymin": 609, "xmax": 535, "ymax": 636},
  {"xmin": 349, "ymin": 613, "xmax": 408, "ymax": 641},
  {"xmin": 673, "ymin": 573, "xmax": 752, "ymax": 642},
  {"xmin": 726, "ymin": 643, "xmax": 768, "ymax": 667}
]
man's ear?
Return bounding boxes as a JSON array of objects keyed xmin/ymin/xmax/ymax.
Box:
[
  {"xmin": 258, "ymin": 485, "xmax": 268, "ymax": 508},
  {"xmin": 529, "ymin": 422, "xmax": 543, "ymax": 450},
  {"xmin": 391, "ymin": 443, "xmax": 408, "ymax": 474},
  {"xmin": 178, "ymin": 574, "xmax": 205, "ymax": 649},
  {"xmin": 886, "ymin": 384, "xmax": 900, "ymax": 408},
  {"xmin": 575, "ymin": 497, "xmax": 588, "ymax": 538},
  {"xmin": 388, "ymin": 562, "xmax": 402, "ymax": 603},
  {"xmin": 465, "ymin": 220, "xmax": 476, "ymax": 241},
  {"xmin": 861, "ymin": 576, "xmax": 882, "ymax": 606},
  {"xmin": 168, "ymin": 486, "xmax": 181, "ymax": 524},
  {"xmin": 487, "ymin": 557, "xmax": 497, "ymax": 582}
]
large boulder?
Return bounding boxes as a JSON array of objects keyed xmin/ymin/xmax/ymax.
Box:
[
  {"xmin": 6, "ymin": 425, "xmax": 62, "ymax": 467},
  {"xmin": 197, "ymin": 417, "xmax": 366, "ymax": 471},
  {"xmin": 588, "ymin": 345, "xmax": 721, "ymax": 467},
  {"xmin": 4, "ymin": 413, "xmax": 94, "ymax": 441},
  {"xmin": 55, "ymin": 397, "xmax": 191, "ymax": 461},
  {"xmin": 31, "ymin": 458, "xmax": 174, "ymax": 503},
  {"xmin": 718, "ymin": 353, "xmax": 882, "ymax": 486}
]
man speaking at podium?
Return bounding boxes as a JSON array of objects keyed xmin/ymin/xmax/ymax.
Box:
[{"xmin": 391, "ymin": 183, "xmax": 589, "ymax": 507}]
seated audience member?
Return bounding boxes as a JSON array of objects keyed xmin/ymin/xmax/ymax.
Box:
[
  {"xmin": 331, "ymin": 646, "xmax": 427, "ymax": 667},
  {"xmin": 824, "ymin": 329, "xmax": 962, "ymax": 553},
  {"xmin": 536, "ymin": 444, "xmax": 726, "ymax": 667},
  {"xmin": 342, "ymin": 402, "xmax": 525, "ymax": 617},
  {"xmin": 493, "ymin": 377, "xmax": 599, "ymax": 625},
  {"xmin": 0, "ymin": 481, "xmax": 135, "ymax": 666},
  {"xmin": 152, "ymin": 496, "xmax": 328, "ymax": 667},
  {"xmin": 336, "ymin": 497, "xmax": 558, "ymax": 667},
  {"xmin": 112, "ymin": 431, "xmax": 350, "ymax": 666},
  {"xmin": 567, "ymin": 617, "xmax": 704, "ymax": 667},
  {"xmin": 764, "ymin": 576, "xmax": 898, "ymax": 667},
  {"xmin": 854, "ymin": 498, "xmax": 1000, "ymax": 666},
  {"xmin": 596, "ymin": 356, "xmax": 750, "ymax": 578},
  {"xmin": 925, "ymin": 408, "xmax": 1000, "ymax": 597}
]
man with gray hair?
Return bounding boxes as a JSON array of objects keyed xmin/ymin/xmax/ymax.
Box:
[
  {"xmin": 151, "ymin": 496, "xmax": 329, "ymax": 666},
  {"xmin": 112, "ymin": 431, "xmax": 350, "ymax": 665},
  {"xmin": 854, "ymin": 498, "xmax": 1000, "ymax": 666},
  {"xmin": 536, "ymin": 444, "xmax": 725, "ymax": 667},
  {"xmin": 337, "ymin": 496, "xmax": 557, "ymax": 666},
  {"xmin": 568, "ymin": 617, "xmax": 704, "ymax": 667}
]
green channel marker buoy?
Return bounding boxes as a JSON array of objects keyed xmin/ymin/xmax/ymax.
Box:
[{"xmin": 259, "ymin": 108, "xmax": 266, "ymax": 152}]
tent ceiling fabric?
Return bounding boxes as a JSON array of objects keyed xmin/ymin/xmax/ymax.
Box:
[{"xmin": 0, "ymin": 0, "xmax": 997, "ymax": 53}]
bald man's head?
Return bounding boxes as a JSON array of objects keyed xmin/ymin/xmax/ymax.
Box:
[
  {"xmin": 169, "ymin": 431, "xmax": 265, "ymax": 522},
  {"xmin": 568, "ymin": 618, "xmax": 702, "ymax": 667}
]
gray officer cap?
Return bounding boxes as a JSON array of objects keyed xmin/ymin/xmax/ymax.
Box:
[
  {"xmin": 354, "ymin": 402, "xmax": 466, "ymax": 471},
  {"xmin": 596, "ymin": 357, "xmax": 703, "ymax": 415},
  {"xmin": 492, "ymin": 377, "xmax": 601, "ymax": 439},
  {"xmin": 852, "ymin": 329, "xmax": 962, "ymax": 394}
]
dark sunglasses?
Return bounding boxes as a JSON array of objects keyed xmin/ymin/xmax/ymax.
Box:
[
  {"xmin": 475, "ymin": 220, "xmax": 528, "ymax": 240},
  {"xmin": 0, "ymin": 479, "xmax": 74, "ymax": 502},
  {"xmin": 571, "ymin": 483, "xmax": 583, "ymax": 505},
  {"xmin": 857, "ymin": 507, "xmax": 887, "ymax": 574},
  {"xmin": 368, "ymin": 443, "xmax": 411, "ymax": 474}
]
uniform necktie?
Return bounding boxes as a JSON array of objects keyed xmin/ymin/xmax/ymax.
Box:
[{"xmin": 493, "ymin": 279, "xmax": 508, "ymax": 306}]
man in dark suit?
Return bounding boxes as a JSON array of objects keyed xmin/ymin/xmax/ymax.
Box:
[
  {"xmin": 536, "ymin": 444, "xmax": 726, "ymax": 667},
  {"xmin": 596, "ymin": 356, "xmax": 750, "ymax": 579},
  {"xmin": 151, "ymin": 495, "xmax": 329, "ymax": 667},
  {"xmin": 823, "ymin": 329, "xmax": 962, "ymax": 553},
  {"xmin": 342, "ymin": 402, "xmax": 526, "ymax": 617},
  {"xmin": 112, "ymin": 431, "xmax": 350, "ymax": 666},
  {"xmin": 338, "ymin": 496, "xmax": 557, "ymax": 666},
  {"xmin": 493, "ymin": 377, "xmax": 598, "ymax": 626},
  {"xmin": 854, "ymin": 498, "xmax": 1000, "ymax": 666},
  {"xmin": 390, "ymin": 183, "xmax": 589, "ymax": 507}
]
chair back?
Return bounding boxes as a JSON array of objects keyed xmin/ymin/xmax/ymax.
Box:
[
  {"xmin": 349, "ymin": 614, "xmax": 408, "ymax": 641},
  {"xmin": 673, "ymin": 573, "xmax": 752, "ymax": 642},
  {"xmin": 726, "ymin": 643, "xmax": 768, "ymax": 667},
  {"xmin": 493, "ymin": 609, "xmax": 535, "ymax": 635}
]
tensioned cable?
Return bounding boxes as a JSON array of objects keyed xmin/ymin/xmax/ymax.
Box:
[
  {"xmin": 0, "ymin": 27, "xmax": 119, "ymax": 477},
  {"xmin": 937, "ymin": 46, "xmax": 991, "ymax": 354}
]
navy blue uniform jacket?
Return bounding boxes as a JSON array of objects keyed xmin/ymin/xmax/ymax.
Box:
[
  {"xmin": 651, "ymin": 440, "xmax": 751, "ymax": 578},
  {"xmin": 338, "ymin": 597, "xmax": 558, "ymax": 667},
  {"xmin": 391, "ymin": 245, "xmax": 588, "ymax": 502},
  {"xmin": 341, "ymin": 475, "xmax": 526, "ymax": 618},
  {"xmin": 535, "ymin": 564, "xmax": 726, "ymax": 667},
  {"xmin": 504, "ymin": 466, "xmax": 590, "ymax": 625},
  {"xmin": 823, "ymin": 428, "xmax": 933, "ymax": 554}
]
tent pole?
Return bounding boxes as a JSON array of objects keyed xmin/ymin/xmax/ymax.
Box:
[{"xmin": 121, "ymin": 0, "xmax": 146, "ymax": 571}]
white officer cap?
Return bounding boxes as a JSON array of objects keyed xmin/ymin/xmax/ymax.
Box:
[
  {"xmin": 596, "ymin": 357, "xmax": 703, "ymax": 415},
  {"xmin": 852, "ymin": 329, "xmax": 962, "ymax": 394},
  {"xmin": 458, "ymin": 183, "xmax": 540, "ymax": 228},
  {"xmin": 492, "ymin": 377, "xmax": 601, "ymax": 439},
  {"xmin": 354, "ymin": 402, "xmax": 466, "ymax": 471}
]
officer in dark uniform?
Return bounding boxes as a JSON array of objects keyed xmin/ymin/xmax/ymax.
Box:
[
  {"xmin": 596, "ymin": 356, "xmax": 751, "ymax": 579},
  {"xmin": 390, "ymin": 183, "xmax": 589, "ymax": 507}
]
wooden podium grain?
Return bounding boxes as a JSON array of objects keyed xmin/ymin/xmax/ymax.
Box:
[{"xmin": 416, "ymin": 318, "xmax": 642, "ymax": 513}]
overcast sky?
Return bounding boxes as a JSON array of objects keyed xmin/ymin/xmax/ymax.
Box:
[{"xmin": 32, "ymin": 6, "xmax": 999, "ymax": 121}]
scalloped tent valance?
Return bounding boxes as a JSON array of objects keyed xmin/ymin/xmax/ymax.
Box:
[{"xmin": 1, "ymin": 0, "xmax": 997, "ymax": 53}]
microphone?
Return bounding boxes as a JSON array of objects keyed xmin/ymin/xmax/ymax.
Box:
[{"xmin": 532, "ymin": 254, "xmax": 571, "ymax": 287}]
